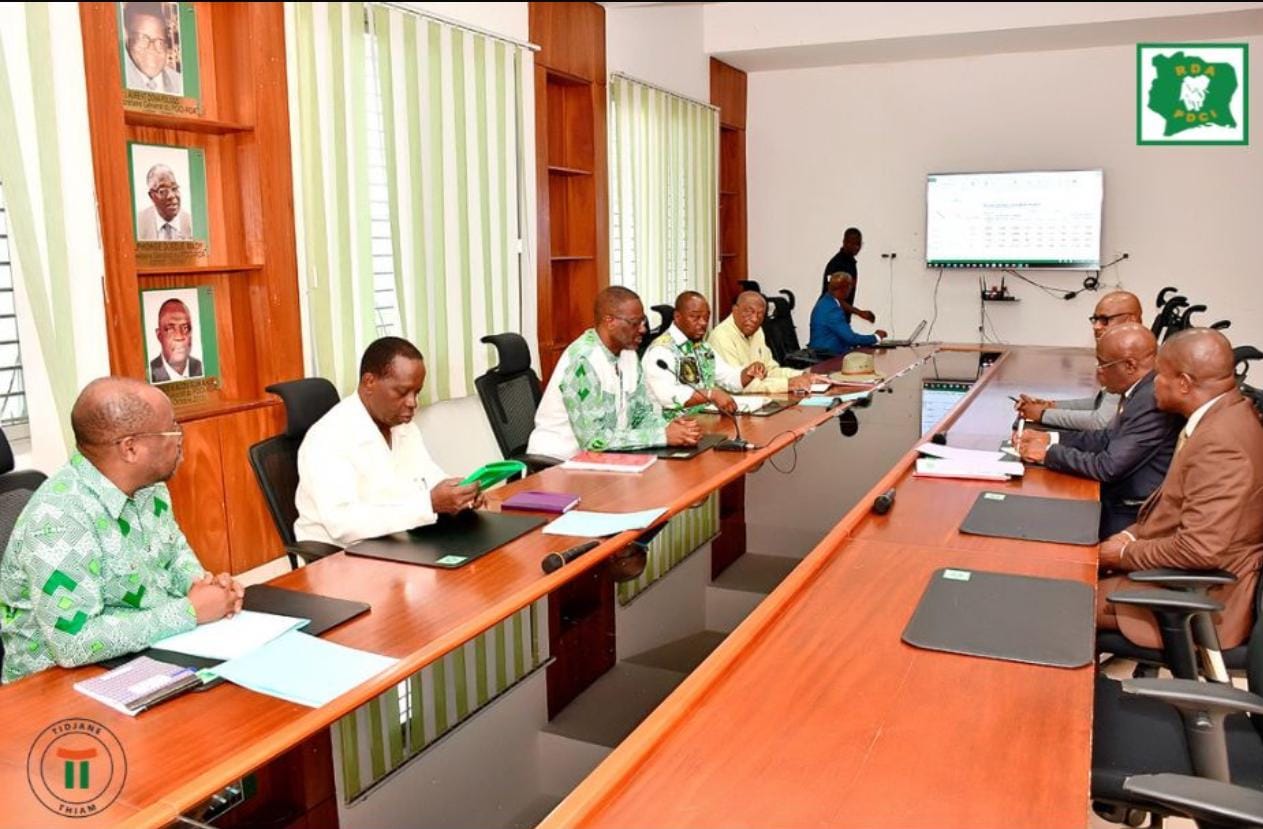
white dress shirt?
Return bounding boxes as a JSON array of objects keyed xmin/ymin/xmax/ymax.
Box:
[
  {"xmin": 294, "ymin": 393, "xmax": 449, "ymax": 546},
  {"xmin": 1184, "ymin": 392, "xmax": 1228, "ymax": 438},
  {"xmin": 161, "ymin": 357, "xmax": 189, "ymax": 381},
  {"xmin": 643, "ymin": 324, "xmax": 744, "ymax": 409}
]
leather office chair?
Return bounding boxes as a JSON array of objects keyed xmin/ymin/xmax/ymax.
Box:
[
  {"xmin": 249, "ymin": 378, "xmax": 342, "ymax": 568},
  {"xmin": 474, "ymin": 333, "xmax": 560, "ymax": 473},
  {"xmin": 0, "ymin": 427, "xmax": 46, "ymax": 676},
  {"xmin": 637, "ymin": 304, "xmax": 675, "ymax": 358},
  {"xmin": 764, "ymin": 289, "xmax": 823, "ymax": 369},
  {"xmin": 1092, "ymin": 610, "xmax": 1263, "ymax": 828}
]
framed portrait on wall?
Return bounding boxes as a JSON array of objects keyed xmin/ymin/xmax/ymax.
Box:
[
  {"xmin": 129, "ymin": 141, "xmax": 209, "ymax": 262},
  {"xmin": 140, "ymin": 286, "xmax": 220, "ymax": 402},
  {"xmin": 117, "ymin": 2, "xmax": 201, "ymax": 115}
]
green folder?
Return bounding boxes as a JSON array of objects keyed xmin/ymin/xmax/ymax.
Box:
[{"xmin": 460, "ymin": 460, "xmax": 527, "ymax": 488}]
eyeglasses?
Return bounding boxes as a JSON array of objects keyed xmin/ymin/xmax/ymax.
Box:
[
  {"xmin": 149, "ymin": 185, "xmax": 180, "ymax": 199},
  {"xmin": 128, "ymin": 32, "xmax": 170, "ymax": 52},
  {"xmin": 159, "ymin": 323, "xmax": 192, "ymax": 336},
  {"xmin": 1094, "ymin": 357, "xmax": 1129, "ymax": 371},
  {"xmin": 1088, "ymin": 312, "xmax": 1131, "ymax": 325},
  {"xmin": 113, "ymin": 426, "xmax": 184, "ymax": 444},
  {"xmin": 610, "ymin": 315, "xmax": 647, "ymax": 328}
]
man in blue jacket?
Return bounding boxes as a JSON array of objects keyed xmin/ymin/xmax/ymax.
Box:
[
  {"xmin": 1016, "ymin": 323, "xmax": 1182, "ymax": 539},
  {"xmin": 809, "ymin": 272, "xmax": 886, "ymax": 356}
]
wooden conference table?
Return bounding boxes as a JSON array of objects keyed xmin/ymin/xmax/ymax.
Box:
[{"xmin": 0, "ymin": 344, "xmax": 1099, "ymax": 828}]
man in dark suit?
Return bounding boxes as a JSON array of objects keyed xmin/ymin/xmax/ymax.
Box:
[
  {"xmin": 149, "ymin": 298, "xmax": 204, "ymax": 383},
  {"xmin": 1016, "ymin": 323, "xmax": 1181, "ymax": 539},
  {"xmin": 1097, "ymin": 328, "xmax": 1263, "ymax": 649}
]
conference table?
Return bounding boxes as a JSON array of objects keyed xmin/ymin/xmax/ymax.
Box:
[{"xmin": 0, "ymin": 344, "xmax": 1100, "ymax": 829}]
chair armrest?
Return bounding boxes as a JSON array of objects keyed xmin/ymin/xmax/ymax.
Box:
[
  {"xmin": 1128, "ymin": 568, "xmax": 1237, "ymax": 589},
  {"xmin": 286, "ymin": 541, "xmax": 342, "ymax": 564},
  {"xmin": 1121, "ymin": 678, "xmax": 1263, "ymax": 717},
  {"xmin": 1123, "ymin": 774, "xmax": 1263, "ymax": 828},
  {"xmin": 516, "ymin": 453, "xmax": 563, "ymax": 474},
  {"xmin": 1106, "ymin": 589, "xmax": 1223, "ymax": 613}
]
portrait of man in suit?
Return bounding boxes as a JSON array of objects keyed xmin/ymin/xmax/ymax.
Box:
[
  {"xmin": 121, "ymin": 2, "xmax": 184, "ymax": 97},
  {"xmin": 150, "ymin": 298, "xmax": 203, "ymax": 383},
  {"xmin": 136, "ymin": 163, "xmax": 193, "ymax": 242}
]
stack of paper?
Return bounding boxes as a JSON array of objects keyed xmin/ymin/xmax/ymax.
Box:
[
  {"xmin": 915, "ymin": 443, "xmax": 1025, "ymax": 481},
  {"xmin": 798, "ymin": 391, "xmax": 872, "ymax": 408},
  {"xmin": 212, "ymin": 630, "xmax": 397, "ymax": 708},
  {"xmin": 561, "ymin": 452, "xmax": 657, "ymax": 473},
  {"xmin": 543, "ymin": 508, "xmax": 667, "ymax": 537},
  {"xmin": 703, "ymin": 395, "xmax": 772, "ymax": 414},
  {"xmin": 152, "ymin": 610, "xmax": 309, "ymax": 660}
]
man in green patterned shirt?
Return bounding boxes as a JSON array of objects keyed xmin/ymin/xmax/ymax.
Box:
[
  {"xmin": 527, "ymin": 286, "xmax": 703, "ymax": 460},
  {"xmin": 0, "ymin": 377, "xmax": 241, "ymax": 683}
]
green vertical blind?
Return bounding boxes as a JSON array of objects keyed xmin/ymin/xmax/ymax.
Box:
[
  {"xmin": 287, "ymin": 3, "xmax": 534, "ymax": 400},
  {"xmin": 617, "ymin": 493, "xmax": 719, "ymax": 605},
  {"xmin": 608, "ymin": 74, "xmax": 720, "ymax": 310}
]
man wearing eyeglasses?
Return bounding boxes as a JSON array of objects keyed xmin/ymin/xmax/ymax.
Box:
[
  {"xmin": 1015, "ymin": 291, "xmax": 1143, "ymax": 430},
  {"xmin": 1015, "ymin": 323, "xmax": 1182, "ymax": 539},
  {"xmin": 122, "ymin": 2, "xmax": 184, "ymax": 97},
  {"xmin": 137, "ymin": 165, "xmax": 194, "ymax": 243},
  {"xmin": 0, "ymin": 377, "xmax": 241, "ymax": 683},
  {"xmin": 528, "ymin": 286, "xmax": 702, "ymax": 460},
  {"xmin": 149, "ymin": 298, "xmax": 203, "ymax": 383}
]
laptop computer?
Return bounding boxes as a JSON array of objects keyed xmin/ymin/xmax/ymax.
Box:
[{"xmin": 874, "ymin": 319, "xmax": 927, "ymax": 349}]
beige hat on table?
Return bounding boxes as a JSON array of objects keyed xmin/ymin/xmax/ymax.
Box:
[{"xmin": 829, "ymin": 351, "xmax": 884, "ymax": 384}]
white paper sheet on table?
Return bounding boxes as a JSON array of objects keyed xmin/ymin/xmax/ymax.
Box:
[
  {"xmin": 543, "ymin": 508, "xmax": 667, "ymax": 537},
  {"xmin": 151, "ymin": 610, "xmax": 309, "ymax": 661},
  {"xmin": 211, "ymin": 630, "xmax": 397, "ymax": 708}
]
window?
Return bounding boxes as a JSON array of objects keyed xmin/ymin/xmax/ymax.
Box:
[
  {"xmin": 364, "ymin": 20, "xmax": 401, "ymax": 336},
  {"xmin": 0, "ymin": 185, "xmax": 29, "ymax": 440}
]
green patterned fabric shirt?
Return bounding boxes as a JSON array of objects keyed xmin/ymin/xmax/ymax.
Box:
[
  {"xmin": 526, "ymin": 328, "xmax": 669, "ymax": 459},
  {"xmin": 0, "ymin": 453, "xmax": 203, "ymax": 683}
]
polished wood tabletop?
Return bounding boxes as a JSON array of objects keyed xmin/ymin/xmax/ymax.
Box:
[
  {"xmin": 0, "ymin": 347, "xmax": 933, "ymax": 829},
  {"xmin": 541, "ymin": 346, "xmax": 1103, "ymax": 829}
]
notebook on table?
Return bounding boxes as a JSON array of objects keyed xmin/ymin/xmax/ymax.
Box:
[
  {"xmin": 561, "ymin": 451, "xmax": 657, "ymax": 473},
  {"xmin": 501, "ymin": 491, "xmax": 581, "ymax": 514}
]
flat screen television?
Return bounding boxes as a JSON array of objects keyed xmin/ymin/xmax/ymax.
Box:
[{"xmin": 925, "ymin": 170, "xmax": 1103, "ymax": 269}]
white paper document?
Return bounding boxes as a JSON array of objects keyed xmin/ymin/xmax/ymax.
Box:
[
  {"xmin": 152, "ymin": 610, "xmax": 309, "ymax": 661},
  {"xmin": 914, "ymin": 456, "xmax": 1025, "ymax": 481},
  {"xmin": 917, "ymin": 443, "xmax": 1009, "ymax": 463},
  {"xmin": 543, "ymin": 508, "xmax": 667, "ymax": 537},
  {"xmin": 212, "ymin": 630, "xmax": 397, "ymax": 708}
]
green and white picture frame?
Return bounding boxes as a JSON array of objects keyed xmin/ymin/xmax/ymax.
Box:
[
  {"xmin": 118, "ymin": 2, "xmax": 200, "ymax": 113},
  {"xmin": 141, "ymin": 286, "xmax": 219, "ymax": 387}
]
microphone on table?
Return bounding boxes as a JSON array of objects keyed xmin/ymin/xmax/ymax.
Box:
[
  {"xmin": 872, "ymin": 487, "xmax": 897, "ymax": 515},
  {"xmin": 541, "ymin": 540, "xmax": 601, "ymax": 574},
  {"xmin": 654, "ymin": 358, "xmax": 749, "ymax": 451}
]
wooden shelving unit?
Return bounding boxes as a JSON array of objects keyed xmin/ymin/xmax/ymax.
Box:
[
  {"xmin": 80, "ymin": 2, "xmax": 303, "ymax": 576},
  {"xmin": 712, "ymin": 59, "xmax": 749, "ymax": 317},
  {"xmin": 531, "ymin": 2, "xmax": 608, "ymax": 382}
]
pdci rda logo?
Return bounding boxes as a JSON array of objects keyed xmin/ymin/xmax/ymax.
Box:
[
  {"xmin": 27, "ymin": 719, "xmax": 127, "ymax": 818},
  {"xmin": 1137, "ymin": 43, "xmax": 1249, "ymax": 145}
]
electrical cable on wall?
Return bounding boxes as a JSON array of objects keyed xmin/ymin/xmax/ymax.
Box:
[{"xmin": 926, "ymin": 268, "xmax": 944, "ymax": 340}]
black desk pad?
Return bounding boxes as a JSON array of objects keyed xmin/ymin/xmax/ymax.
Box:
[
  {"xmin": 902, "ymin": 567, "xmax": 1094, "ymax": 668},
  {"xmin": 605, "ymin": 432, "xmax": 726, "ymax": 459},
  {"xmin": 345, "ymin": 510, "xmax": 545, "ymax": 568},
  {"xmin": 960, "ymin": 491, "xmax": 1101, "ymax": 546}
]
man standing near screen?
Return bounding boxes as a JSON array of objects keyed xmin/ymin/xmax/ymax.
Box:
[{"xmin": 820, "ymin": 227, "xmax": 875, "ymax": 324}]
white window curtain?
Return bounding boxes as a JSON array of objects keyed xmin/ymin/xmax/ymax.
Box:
[
  {"xmin": 608, "ymin": 73, "xmax": 719, "ymax": 310},
  {"xmin": 286, "ymin": 2, "xmax": 537, "ymax": 401}
]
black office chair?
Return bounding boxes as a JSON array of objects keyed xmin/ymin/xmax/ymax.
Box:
[
  {"xmin": 248, "ymin": 378, "xmax": 342, "ymax": 568},
  {"xmin": 764, "ymin": 289, "xmax": 824, "ymax": 369},
  {"xmin": 637, "ymin": 304, "xmax": 675, "ymax": 358},
  {"xmin": 0, "ymin": 427, "xmax": 46, "ymax": 676},
  {"xmin": 1092, "ymin": 609, "xmax": 1263, "ymax": 828},
  {"xmin": 474, "ymin": 333, "xmax": 560, "ymax": 473}
]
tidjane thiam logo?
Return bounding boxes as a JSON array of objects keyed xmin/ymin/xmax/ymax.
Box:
[{"xmin": 27, "ymin": 719, "xmax": 127, "ymax": 818}]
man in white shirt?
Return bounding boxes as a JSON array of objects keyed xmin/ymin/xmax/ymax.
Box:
[
  {"xmin": 294, "ymin": 337, "xmax": 481, "ymax": 547},
  {"xmin": 643, "ymin": 291, "xmax": 754, "ymax": 416},
  {"xmin": 122, "ymin": 2, "xmax": 184, "ymax": 96}
]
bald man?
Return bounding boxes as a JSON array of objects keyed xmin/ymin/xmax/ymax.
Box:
[
  {"xmin": 1097, "ymin": 329, "xmax": 1263, "ymax": 649},
  {"xmin": 527, "ymin": 286, "xmax": 702, "ymax": 460},
  {"xmin": 808, "ymin": 272, "xmax": 887, "ymax": 356},
  {"xmin": 1017, "ymin": 324, "xmax": 1182, "ymax": 539},
  {"xmin": 709, "ymin": 292, "xmax": 828, "ymax": 394},
  {"xmin": 0, "ymin": 378, "xmax": 241, "ymax": 683},
  {"xmin": 1016, "ymin": 291, "xmax": 1143, "ymax": 430}
]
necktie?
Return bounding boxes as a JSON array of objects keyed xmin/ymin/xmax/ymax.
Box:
[
  {"xmin": 1174, "ymin": 430, "xmax": 1188, "ymax": 456},
  {"xmin": 161, "ymin": 223, "xmax": 173, "ymax": 241}
]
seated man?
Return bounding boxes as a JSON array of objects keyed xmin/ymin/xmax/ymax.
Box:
[
  {"xmin": 1097, "ymin": 329, "xmax": 1263, "ymax": 649},
  {"xmin": 1016, "ymin": 291, "xmax": 1143, "ymax": 430},
  {"xmin": 1017, "ymin": 324, "xmax": 1181, "ymax": 539},
  {"xmin": 295, "ymin": 337, "xmax": 480, "ymax": 547},
  {"xmin": 644, "ymin": 291, "xmax": 752, "ymax": 415},
  {"xmin": 0, "ymin": 378, "xmax": 241, "ymax": 683},
  {"xmin": 808, "ymin": 272, "xmax": 887, "ymax": 356},
  {"xmin": 709, "ymin": 291, "xmax": 827, "ymax": 394},
  {"xmin": 528, "ymin": 286, "xmax": 702, "ymax": 460}
]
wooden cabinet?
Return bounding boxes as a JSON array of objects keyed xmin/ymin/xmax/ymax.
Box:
[
  {"xmin": 530, "ymin": 2, "xmax": 608, "ymax": 381},
  {"xmin": 711, "ymin": 59, "xmax": 748, "ymax": 315},
  {"xmin": 81, "ymin": 3, "xmax": 302, "ymax": 573}
]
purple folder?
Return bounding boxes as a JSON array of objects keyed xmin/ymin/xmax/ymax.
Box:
[{"xmin": 501, "ymin": 491, "xmax": 580, "ymax": 514}]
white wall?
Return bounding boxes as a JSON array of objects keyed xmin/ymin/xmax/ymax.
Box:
[
  {"xmin": 606, "ymin": 3, "xmax": 710, "ymax": 103},
  {"xmin": 746, "ymin": 37, "xmax": 1263, "ymax": 357},
  {"xmin": 397, "ymin": 2, "xmax": 528, "ymax": 41}
]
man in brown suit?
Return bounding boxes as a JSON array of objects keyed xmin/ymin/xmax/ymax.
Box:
[{"xmin": 1097, "ymin": 328, "xmax": 1263, "ymax": 648}]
